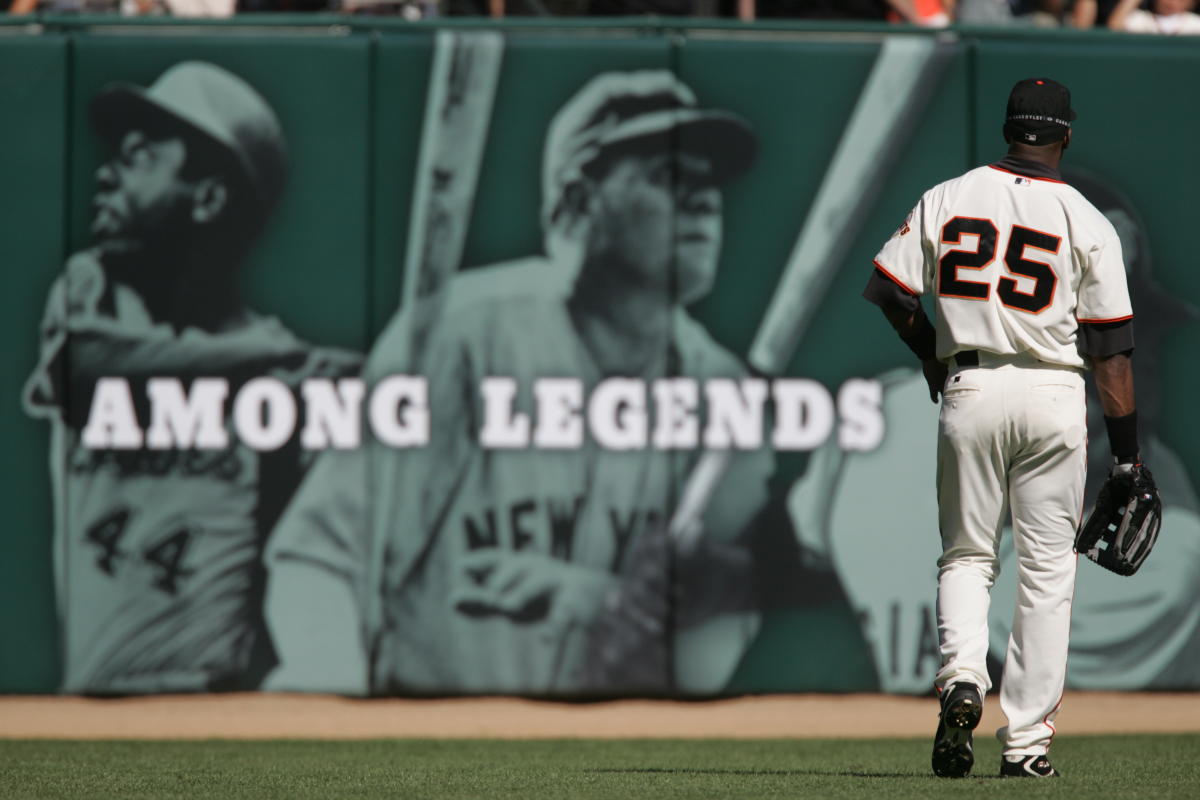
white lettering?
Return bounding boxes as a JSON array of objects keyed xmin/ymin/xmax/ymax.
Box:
[
  {"xmin": 145, "ymin": 377, "xmax": 229, "ymax": 449},
  {"xmin": 479, "ymin": 377, "xmax": 530, "ymax": 448},
  {"xmin": 703, "ymin": 378, "xmax": 767, "ymax": 449},
  {"xmin": 233, "ymin": 377, "xmax": 297, "ymax": 452},
  {"xmin": 651, "ymin": 378, "xmax": 698, "ymax": 449},
  {"xmin": 838, "ymin": 378, "xmax": 885, "ymax": 452},
  {"xmin": 589, "ymin": 378, "xmax": 647, "ymax": 450},
  {"xmin": 772, "ymin": 379, "xmax": 834, "ymax": 451},
  {"xmin": 368, "ymin": 375, "xmax": 428, "ymax": 448},
  {"xmin": 75, "ymin": 373, "xmax": 885, "ymax": 453},
  {"xmin": 302, "ymin": 378, "xmax": 365, "ymax": 450},
  {"xmin": 533, "ymin": 378, "xmax": 584, "ymax": 449},
  {"xmin": 81, "ymin": 377, "xmax": 143, "ymax": 449}
]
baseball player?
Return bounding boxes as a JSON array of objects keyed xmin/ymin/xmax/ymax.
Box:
[
  {"xmin": 789, "ymin": 171, "xmax": 1200, "ymax": 697},
  {"xmin": 23, "ymin": 62, "xmax": 358, "ymax": 693},
  {"xmin": 864, "ymin": 78, "xmax": 1150, "ymax": 777},
  {"xmin": 263, "ymin": 70, "xmax": 778, "ymax": 696}
]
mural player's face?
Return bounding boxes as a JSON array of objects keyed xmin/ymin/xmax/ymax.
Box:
[
  {"xmin": 588, "ymin": 150, "xmax": 722, "ymax": 304},
  {"xmin": 92, "ymin": 129, "xmax": 194, "ymax": 246}
]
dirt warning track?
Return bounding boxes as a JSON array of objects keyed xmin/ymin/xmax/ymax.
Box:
[{"xmin": 1, "ymin": 692, "xmax": 1197, "ymax": 740}]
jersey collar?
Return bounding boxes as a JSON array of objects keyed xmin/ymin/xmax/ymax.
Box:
[{"xmin": 988, "ymin": 156, "xmax": 1065, "ymax": 183}]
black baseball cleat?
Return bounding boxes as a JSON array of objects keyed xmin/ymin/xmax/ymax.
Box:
[
  {"xmin": 1000, "ymin": 754, "xmax": 1060, "ymax": 778},
  {"xmin": 931, "ymin": 681, "xmax": 983, "ymax": 778}
]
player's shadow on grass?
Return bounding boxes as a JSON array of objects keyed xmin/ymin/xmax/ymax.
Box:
[{"xmin": 586, "ymin": 768, "xmax": 921, "ymax": 779}]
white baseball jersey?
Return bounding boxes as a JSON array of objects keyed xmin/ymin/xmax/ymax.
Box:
[{"xmin": 873, "ymin": 163, "xmax": 1132, "ymax": 365}]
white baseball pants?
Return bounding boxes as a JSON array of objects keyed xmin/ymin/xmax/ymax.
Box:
[{"xmin": 933, "ymin": 352, "xmax": 1087, "ymax": 756}]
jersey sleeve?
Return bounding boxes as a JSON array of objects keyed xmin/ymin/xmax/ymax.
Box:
[
  {"xmin": 1078, "ymin": 319, "xmax": 1134, "ymax": 359},
  {"xmin": 871, "ymin": 196, "xmax": 933, "ymax": 298},
  {"xmin": 1076, "ymin": 232, "xmax": 1133, "ymax": 324},
  {"xmin": 863, "ymin": 268, "xmax": 919, "ymax": 313},
  {"xmin": 23, "ymin": 274, "xmax": 69, "ymax": 418}
]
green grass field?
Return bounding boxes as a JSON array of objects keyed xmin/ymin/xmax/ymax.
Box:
[{"xmin": 2, "ymin": 734, "xmax": 1197, "ymax": 799}]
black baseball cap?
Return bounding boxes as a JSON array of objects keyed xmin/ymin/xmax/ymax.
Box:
[{"xmin": 1003, "ymin": 78, "xmax": 1076, "ymax": 145}]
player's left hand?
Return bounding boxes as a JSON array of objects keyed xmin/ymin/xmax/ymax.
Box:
[
  {"xmin": 921, "ymin": 357, "xmax": 949, "ymax": 403},
  {"xmin": 1075, "ymin": 459, "xmax": 1163, "ymax": 576},
  {"xmin": 453, "ymin": 550, "xmax": 615, "ymax": 631}
]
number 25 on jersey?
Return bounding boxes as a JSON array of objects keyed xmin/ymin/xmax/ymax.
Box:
[{"xmin": 938, "ymin": 217, "xmax": 1060, "ymax": 314}]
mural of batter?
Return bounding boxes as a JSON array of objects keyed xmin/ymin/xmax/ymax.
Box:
[
  {"xmin": 262, "ymin": 70, "xmax": 824, "ymax": 696},
  {"xmin": 23, "ymin": 61, "xmax": 359, "ymax": 693}
]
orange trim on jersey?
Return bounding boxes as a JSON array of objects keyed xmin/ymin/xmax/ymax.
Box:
[
  {"xmin": 988, "ymin": 165, "xmax": 1067, "ymax": 185},
  {"xmin": 999, "ymin": 224, "xmax": 1060, "ymax": 316},
  {"xmin": 872, "ymin": 259, "xmax": 919, "ymax": 296},
  {"xmin": 1042, "ymin": 692, "xmax": 1064, "ymax": 745},
  {"xmin": 1077, "ymin": 314, "xmax": 1134, "ymax": 323},
  {"xmin": 940, "ymin": 290, "xmax": 991, "ymax": 301}
]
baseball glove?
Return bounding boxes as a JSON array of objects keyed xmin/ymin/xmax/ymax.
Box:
[{"xmin": 1075, "ymin": 461, "xmax": 1162, "ymax": 576}]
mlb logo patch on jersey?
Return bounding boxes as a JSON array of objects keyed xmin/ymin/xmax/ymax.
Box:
[{"xmin": 1014, "ymin": 177, "xmax": 1030, "ymax": 186}]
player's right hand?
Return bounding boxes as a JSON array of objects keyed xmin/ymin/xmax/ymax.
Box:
[
  {"xmin": 452, "ymin": 550, "xmax": 615, "ymax": 633},
  {"xmin": 63, "ymin": 242, "xmax": 156, "ymax": 327},
  {"xmin": 63, "ymin": 250, "xmax": 108, "ymax": 318},
  {"xmin": 921, "ymin": 357, "xmax": 949, "ymax": 403}
]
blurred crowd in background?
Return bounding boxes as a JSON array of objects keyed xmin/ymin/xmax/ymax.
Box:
[{"xmin": 5, "ymin": 0, "xmax": 1199, "ymax": 35}]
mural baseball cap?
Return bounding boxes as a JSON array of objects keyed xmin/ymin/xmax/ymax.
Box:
[
  {"xmin": 1003, "ymin": 78, "xmax": 1076, "ymax": 145},
  {"xmin": 90, "ymin": 61, "xmax": 288, "ymax": 215},
  {"xmin": 543, "ymin": 70, "xmax": 757, "ymax": 224}
]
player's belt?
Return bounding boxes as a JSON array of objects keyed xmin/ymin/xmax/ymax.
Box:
[{"xmin": 954, "ymin": 350, "xmax": 980, "ymax": 367}]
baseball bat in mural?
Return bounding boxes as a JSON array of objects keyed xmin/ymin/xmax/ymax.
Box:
[
  {"xmin": 364, "ymin": 30, "xmax": 505, "ymax": 638},
  {"xmin": 670, "ymin": 35, "xmax": 955, "ymax": 550},
  {"xmin": 399, "ymin": 30, "xmax": 505, "ymax": 357}
]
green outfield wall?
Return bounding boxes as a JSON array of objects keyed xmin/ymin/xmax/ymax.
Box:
[{"xmin": 1, "ymin": 19, "xmax": 1197, "ymax": 696}]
